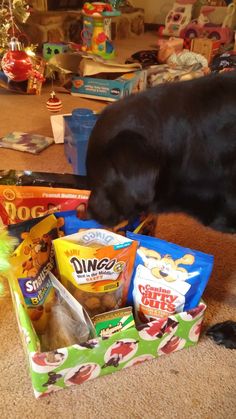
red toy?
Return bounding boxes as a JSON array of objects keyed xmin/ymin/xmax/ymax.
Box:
[{"xmin": 83, "ymin": 1, "xmax": 113, "ymax": 16}]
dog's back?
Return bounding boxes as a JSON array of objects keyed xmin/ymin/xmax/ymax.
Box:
[
  {"xmin": 88, "ymin": 71, "xmax": 236, "ymax": 149},
  {"xmin": 87, "ymin": 71, "xmax": 236, "ymax": 232}
]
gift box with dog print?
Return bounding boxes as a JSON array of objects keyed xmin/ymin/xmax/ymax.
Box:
[
  {"xmin": 6, "ymin": 201, "xmax": 210, "ymax": 399},
  {"xmin": 9, "ymin": 270, "xmax": 206, "ymax": 398}
]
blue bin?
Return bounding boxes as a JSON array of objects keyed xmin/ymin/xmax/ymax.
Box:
[{"xmin": 64, "ymin": 108, "xmax": 98, "ymax": 176}]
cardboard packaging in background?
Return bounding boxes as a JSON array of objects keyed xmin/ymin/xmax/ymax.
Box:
[
  {"xmin": 71, "ymin": 70, "xmax": 147, "ymax": 102},
  {"xmin": 70, "ymin": 56, "xmax": 146, "ymax": 102},
  {"xmin": 50, "ymin": 114, "xmax": 71, "ymax": 144},
  {"xmin": 191, "ymin": 38, "xmax": 221, "ymax": 64}
]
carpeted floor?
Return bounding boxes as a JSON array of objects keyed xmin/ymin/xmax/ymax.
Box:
[{"xmin": 0, "ymin": 32, "xmax": 235, "ymax": 419}]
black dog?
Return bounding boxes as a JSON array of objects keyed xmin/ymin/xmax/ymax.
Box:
[{"xmin": 86, "ymin": 71, "xmax": 236, "ymax": 348}]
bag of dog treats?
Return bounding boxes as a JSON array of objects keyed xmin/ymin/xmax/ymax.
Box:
[
  {"xmin": 58, "ymin": 211, "xmax": 102, "ymax": 236},
  {"xmin": 17, "ymin": 271, "xmax": 94, "ymax": 350},
  {"xmin": 53, "ymin": 229, "xmax": 138, "ymax": 317},
  {"xmin": 59, "ymin": 210, "xmax": 150, "ymax": 237},
  {"xmin": 1, "ymin": 170, "xmax": 158, "ymax": 236},
  {"xmin": 7, "ymin": 209, "xmax": 158, "ymax": 253},
  {"xmin": 7, "ymin": 210, "xmax": 92, "ymax": 246},
  {"xmin": 126, "ymin": 232, "xmax": 214, "ymax": 324},
  {"xmin": 0, "ymin": 170, "xmax": 90, "ymax": 226},
  {"xmin": 0, "ymin": 170, "xmax": 89, "ymax": 188},
  {"xmin": 1, "ymin": 178, "xmax": 158, "ymax": 243},
  {"xmin": 10, "ymin": 214, "xmax": 59, "ymax": 314},
  {"xmin": 0, "ymin": 185, "xmax": 90, "ymax": 225}
]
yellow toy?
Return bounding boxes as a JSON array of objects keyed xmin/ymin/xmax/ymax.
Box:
[{"xmin": 0, "ymin": 225, "xmax": 18, "ymax": 296}]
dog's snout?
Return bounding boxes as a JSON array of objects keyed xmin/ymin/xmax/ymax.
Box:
[{"xmin": 86, "ymin": 207, "xmax": 94, "ymax": 220}]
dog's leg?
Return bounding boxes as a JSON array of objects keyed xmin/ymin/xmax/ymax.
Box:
[{"xmin": 208, "ymin": 216, "xmax": 236, "ymax": 234}]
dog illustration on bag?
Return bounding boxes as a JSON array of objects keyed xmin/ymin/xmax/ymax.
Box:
[
  {"xmin": 139, "ymin": 247, "xmax": 195, "ymax": 282},
  {"xmin": 21, "ymin": 233, "xmax": 52, "ymax": 277}
]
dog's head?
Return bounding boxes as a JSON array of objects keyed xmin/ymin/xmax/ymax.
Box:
[{"xmin": 86, "ymin": 129, "xmax": 159, "ymax": 226}]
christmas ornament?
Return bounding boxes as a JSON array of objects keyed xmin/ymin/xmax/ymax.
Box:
[
  {"xmin": 1, "ymin": 36, "xmax": 32, "ymax": 81},
  {"xmin": 46, "ymin": 91, "xmax": 62, "ymax": 113}
]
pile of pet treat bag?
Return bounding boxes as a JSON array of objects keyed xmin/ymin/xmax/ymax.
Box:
[{"xmin": 1, "ymin": 170, "xmax": 214, "ymax": 397}]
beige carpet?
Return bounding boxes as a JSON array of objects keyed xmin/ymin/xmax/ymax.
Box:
[{"xmin": 0, "ymin": 32, "xmax": 236, "ymax": 419}]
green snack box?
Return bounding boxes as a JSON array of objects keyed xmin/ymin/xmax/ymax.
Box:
[{"xmin": 92, "ymin": 307, "xmax": 135, "ymax": 338}]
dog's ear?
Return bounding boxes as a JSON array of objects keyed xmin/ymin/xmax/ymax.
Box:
[
  {"xmin": 87, "ymin": 129, "xmax": 159, "ymax": 225},
  {"xmin": 105, "ymin": 129, "xmax": 158, "ymax": 175},
  {"xmin": 104, "ymin": 129, "xmax": 159, "ymax": 214}
]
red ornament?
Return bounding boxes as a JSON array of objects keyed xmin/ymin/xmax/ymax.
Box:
[
  {"xmin": 1, "ymin": 38, "xmax": 33, "ymax": 82},
  {"xmin": 46, "ymin": 91, "xmax": 62, "ymax": 113}
]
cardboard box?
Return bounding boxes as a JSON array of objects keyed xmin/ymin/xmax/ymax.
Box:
[
  {"xmin": 47, "ymin": 54, "xmax": 145, "ymax": 101},
  {"xmin": 9, "ymin": 273, "xmax": 206, "ymax": 398},
  {"xmin": 191, "ymin": 38, "xmax": 221, "ymax": 64},
  {"xmin": 71, "ymin": 70, "xmax": 147, "ymax": 102}
]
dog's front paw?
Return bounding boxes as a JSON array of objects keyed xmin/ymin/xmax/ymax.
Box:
[{"xmin": 206, "ymin": 321, "xmax": 236, "ymax": 349}]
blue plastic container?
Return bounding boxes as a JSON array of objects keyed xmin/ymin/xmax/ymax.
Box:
[
  {"xmin": 64, "ymin": 108, "xmax": 98, "ymax": 175},
  {"xmin": 64, "ymin": 108, "xmax": 94, "ymax": 163}
]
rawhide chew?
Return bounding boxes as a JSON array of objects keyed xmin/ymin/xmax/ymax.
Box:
[
  {"xmin": 41, "ymin": 299, "xmax": 90, "ymax": 351},
  {"xmin": 16, "ymin": 265, "xmax": 94, "ymax": 350}
]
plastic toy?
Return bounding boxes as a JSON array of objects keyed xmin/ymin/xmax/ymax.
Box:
[
  {"xmin": 43, "ymin": 43, "xmax": 69, "ymax": 61},
  {"xmin": 0, "ymin": 225, "xmax": 18, "ymax": 297},
  {"xmin": 180, "ymin": 2, "xmax": 235, "ymax": 44},
  {"xmin": 0, "ymin": 226, "xmax": 18, "ymax": 273},
  {"xmin": 64, "ymin": 108, "xmax": 98, "ymax": 176},
  {"xmin": 206, "ymin": 1, "xmax": 227, "ymax": 5},
  {"xmin": 160, "ymin": 0, "xmax": 198, "ymax": 37},
  {"xmin": 81, "ymin": 2, "xmax": 121, "ymax": 59}
]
